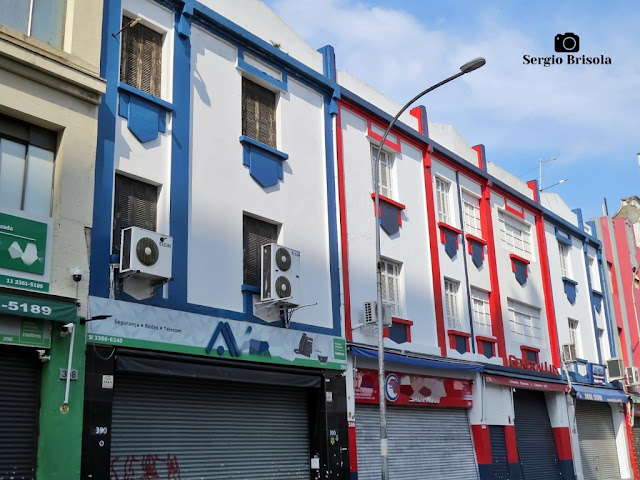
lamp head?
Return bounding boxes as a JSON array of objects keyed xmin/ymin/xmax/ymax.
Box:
[{"xmin": 460, "ymin": 57, "xmax": 486, "ymax": 73}]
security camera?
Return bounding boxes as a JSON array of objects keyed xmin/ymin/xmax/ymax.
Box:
[
  {"xmin": 71, "ymin": 267, "xmax": 82, "ymax": 282},
  {"xmin": 36, "ymin": 349, "xmax": 50, "ymax": 362},
  {"xmin": 60, "ymin": 323, "xmax": 75, "ymax": 336}
]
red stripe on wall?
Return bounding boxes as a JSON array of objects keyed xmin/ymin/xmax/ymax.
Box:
[
  {"xmin": 477, "ymin": 167, "xmax": 507, "ymax": 361},
  {"xmin": 552, "ymin": 427, "xmax": 573, "ymax": 461},
  {"xmin": 528, "ymin": 180, "xmax": 561, "ymax": 366},
  {"xmin": 504, "ymin": 425, "xmax": 519, "ymax": 463},
  {"xmin": 625, "ymin": 414, "xmax": 640, "ymax": 479},
  {"xmin": 348, "ymin": 421, "xmax": 358, "ymax": 473},
  {"xmin": 471, "ymin": 424, "xmax": 492, "ymax": 464},
  {"xmin": 424, "ymin": 148, "xmax": 447, "ymax": 356},
  {"xmin": 335, "ymin": 105, "xmax": 353, "ymax": 341}
]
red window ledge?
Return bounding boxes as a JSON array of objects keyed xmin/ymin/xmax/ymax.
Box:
[
  {"xmin": 476, "ymin": 335, "xmax": 497, "ymax": 357},
  {"xmin": 448, "ymin": 330, "xmax": 471, "ymax": 352},
  {"xmin": 370, "ymin": 193, "xmax": 406, "ymax": 224},
  {"xmin": 520, "ymin": 345, "xmax": 540, "ymax": 362},
  {"xmin": 383, "ymin": 317, "xmax": 414, "ymax": 343},
  {"xmin": 509, "ymin": 253, "xmax": 530, "ymax": 271},
  {"xmin": 466, "ymin": 234, "xmax": 487, "ymax": 254},
  {"xmin": 438, "ymin": 222, "xmax": 462, "ymax": 247}
]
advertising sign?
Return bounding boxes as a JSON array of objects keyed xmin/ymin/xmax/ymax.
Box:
[
  {"xmin": 0, "ymin": 315, "xmax": 51, "ymax": 348},
  {"xmin": 354, "ymin": 368, "xmax": 473, "ymax": 408},
  {"xmin": 588, "ymin": 363, "xmax": 606, "ymax": 385},
  {"xmin": 0, "ymin": 209, "xmax": 52, "ymax": 292},
  {"xmin": 87, "ymin": 296, "xmax": 347, "ymax": 370}
]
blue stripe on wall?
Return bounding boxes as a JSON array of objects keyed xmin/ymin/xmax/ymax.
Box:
[{"xmin": 90, "ymin": 0, "xmax": 122, "ymax": 298}]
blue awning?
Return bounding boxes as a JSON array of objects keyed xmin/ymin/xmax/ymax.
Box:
[
  {"xmin": 350, "ymin": 346, "xmax": 483, "ymax": 372},
  {"xmin": 573, "ymin": 384, "xmax": 628, "ymax": 403}
]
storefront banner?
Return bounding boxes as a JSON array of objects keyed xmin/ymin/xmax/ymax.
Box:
[
  {"xmin": 485, "ymin": 374, "xmax": 568, "ymax": 392},
  {"xmin": 573, "ymin": 384, "xmax": 627, "ymax": 403},
  {"xmin": 0, "ymin": 209, "xmax": 52, "ymax": 292},
  {"xmin": 0, "ymin": 315, "xmax": 51, "ymax": 348},
  {"xmin": 354, "ymin": 368, "xmax": 473, "ymax": 408},
  {"xmin": 87, "ymin": 296, "xmax": 347, "ymax": 370},
  {"xmin": 0, "ymin": 289, "xmax": 77, "ymax": 322}
]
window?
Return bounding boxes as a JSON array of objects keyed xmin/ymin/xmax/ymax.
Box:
[
  {"xmin": 370, "ymin": 145, "xmax": 394, "ymax": 199},
  {"xmin": 380, "ymin": 259, "xmax": 402, "ymax": 317},
  {"xmin": 242, "ymin": 78, "xmax": 277, "ymax": 148},
  {"xmin": 558, "ymin": 244, "xmax": 571, "ymax": 277},
  {"xmin": 1, "ymin": 0, "xmax": 66, "ymax": 47},
  {"xmin": 436, "ymin": 177, "xmax": 451, "ymax": 224},
  {"xmin": 588, "ymin": 256, "xmax": 599, "ymax": 285},
  {"xmin": 568, "ymin": 319, "xmax": 581, "ymax": 357},
  {"xmin": 120, "ymin": 16, "xmax": 163, "ymax": 97},
  {"xmin": 507, "ymin": 299, "xmax": 542, "ymax": 344},
  {"xmin": 498, "ymin": 211, "xmax": 533, "ymax": 260},
  {"xmin": 462, "ymin": 192, "xmax": 482, "ymax": 237},
  {"xmin": 598, "ymin": 328, "xmax": 606, "ymax": 358},
  {"xmin": 0, "ymin": 114, "xmax": 56, "ymax": 217},
  {"xmin": 112, "ymin": 174, "xmax": 158, "ymax": 253},
  {"xmin": 471, "ymin": 288, "xmax": 491, "ymax": 336},
  {"xmin": 444, "ymin": 279, "xmax": 461, "ymax": 330},
  {"xmin": 243, "ymin": 214, "xmax": 277, "ymax": 287}
]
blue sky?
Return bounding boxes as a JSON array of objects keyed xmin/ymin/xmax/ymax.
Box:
[{"xmin": 263, "ymin": 0, "xmax": 640, "ymax": 219}]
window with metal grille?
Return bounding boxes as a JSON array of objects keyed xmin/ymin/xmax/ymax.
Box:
[
  {"xmin": 568, "ymin": 318, "xmax": 581, "ymax": 357},
  {"xmin": 1, "ymin": 0, "xmax": 66, "ymax": 47},
  {"xmin": 462, "ymin": 192, "xmax": 482, "ymax": 237},
  {"xmin": 507, "ymin": 299, "xmax": 542, "ymax": 344},
  {"xmin": 370, "ymin": 145, "xmax": 394, "ymax": 199},
  {"xmin": 498, "ymin": 210, "xmax": 533, "ymax": 260},
  {"xmin": 380, "ymin": 259, "xmax": 402, "ymax": 317},
  {"xmin": 558, "ymin": 243, "xmax": 571, "ymax": 278},
  {"xmin": 444, "ymin": 279, "xmax": 461, "ymax": 330},
  {"xmin": 471, "ymin": 287, "xmax": 491, "ymax": 336},
  {"xmin": 243, "ymin": 214, "xmax": 278, "ymax": 287},
  {"xmin": 120, "ymin": 16, "xmax": 163, "ymax": 97},
  {"xmin": 0, "ymin": 114, "xmax": 56, "ymax": 217},
  {"xmin": 242, "ymin": 78, "xmax": 277, "ymax": 149},
  {"xmin": 112, "ymin": 174, "xmax": 158, "ymax": 253},
  {"xmin": 436, "ymin": 177, "xmax": 451, "ymax": 224}
]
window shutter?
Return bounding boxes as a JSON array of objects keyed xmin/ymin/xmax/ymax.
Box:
[
  {"xmin": 242, "ymin": 78, "xmax": 277, "ymax": 148},
  {"xmin": 243, "ymin": 215, "xmax": 277, "ymax": 286},
  {"xmin": 120, "ymin": 17, "xmax": 162, "ymax": 97},
  {"xmin": 113, "ymin": 175, "xmax": 158, "ymax": 253}
]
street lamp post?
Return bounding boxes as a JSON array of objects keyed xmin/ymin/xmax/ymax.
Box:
[{"xmin": 372, "ymin": 57, "xmax": 486, "ymax": 479}]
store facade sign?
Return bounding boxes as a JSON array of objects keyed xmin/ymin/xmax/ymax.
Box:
[
  {"xmin": 0, "ymin": 209, "xmax": 52, "ymax": 292},
  {"xmin": 0, "ymin": 290, "xmax": 77, "ymax": 322},
  {"xmin": 0, "ymin": 315, "xmax": 51, "ymax": 348},
  {"xmin": 508, "ymin": 354, "xmax": 560, "ymax": 375},
  {"xmin": 354, "ymin": 368, "xmax": 473, "ymax": 408},
  {"xmin": 587, "ymin": 363, "xmax": 606, "ymax": 385},
  {"xmin": 485, "ymin": 373, "xmax": 568, "ymax": 392},
  {"xmin": 87, "ymin": 296, "xmax": 347, "ymax": 370}
]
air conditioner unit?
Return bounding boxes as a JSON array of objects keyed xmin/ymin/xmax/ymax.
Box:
[
  {"xmin": 261, "ymin": 243, "xmax": 301, "ymax": 306},
  {"xmin": 561, "ymin": 343, "xmax": 577, "ymax": 364},
  {"xmin": 362, "ymin": 301, "xmax": 392, "ymax": 327},
  {"xmin": 120, "ymin": 227, "xmax": 172, "ymax": 280},
  {"xmin": 606, "ymin": 358, "xmax": 625, "ymax": 382},
  {"xmin": 626, "ymin": 366, "xmax": 640, "ymax": 386}
]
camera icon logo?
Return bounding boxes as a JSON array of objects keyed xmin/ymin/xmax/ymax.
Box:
[{"xmin": 555, "ymin": 33, "xmax": 580, "ymax": 53}]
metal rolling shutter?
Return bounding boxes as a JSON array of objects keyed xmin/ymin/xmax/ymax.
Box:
[
  {"xmin": 633, "ymin": 423, "xmax": 640, "ymax": 471},
  {"xmin": 0, "ymin": 345, "xmax": 40, "ymax": 479},
  {"xmin": 513, "ymin": 390, "xmax": 563, "ymax": 479},
  {"xmin": 355, "ymin": 404, "xmax": 478, "ymax": 480},
  {"xmin": 576, "ymin": 401, "xmax": 621, "ymax": 480},
  {"xmin": 110, "ymin": 373, "xmax": 310, "ymax": 480},
  {"xmin": 489, "ymin": 425, "xmax": 510, "ymax": 479}
]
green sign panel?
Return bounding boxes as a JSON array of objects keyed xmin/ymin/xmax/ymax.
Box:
[
  {"xmin": 0, "ymin": 316, "xmax": 51, "ymax": 348},
  {"xmin": 333, "ymin": 338, "xmax": 347, "ymax": 360},
  {"xmin": 0, "ymin": 212, "xmax": 48, "ymax": 275},
  {"xmin": 0, "ymin": 290, "xmax": 77, "ymax": 322}
]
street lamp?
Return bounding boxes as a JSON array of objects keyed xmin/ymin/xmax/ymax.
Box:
[
  {"xmin": 372, "ymin": 57, "xmax": 485, "ymax": 480},
  {"xmin": 539, "ymin": 178, "xmax": 568, "ymax": 192}
]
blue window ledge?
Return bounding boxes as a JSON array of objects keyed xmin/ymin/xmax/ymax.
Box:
[
  {"xmin": 239, "ymin": 136, "xmax": 289, "ymax": 188},
  {"xmin": 118, "ymin": 83, "xmax": 174, "ymax": 143},
  {"xmin": 438, "ymin": 222, "xmax": 462, "ymax": 259},
  {"xmin": 555, "ymin": 230, "xmax": 572, "ymax": 246},
  {"xmin": 509, "ymin": 254, "xmax": 530, "ymax": 286},
  {"xmin": 466, "ymin": 234, "xmax": 487, "ymax": 268},
  {"xmin": 562, "ymin": 277, "xmax": 578, "ymax": 305},
  {"xmin": 371, "ymin": 193, "xmax": 405, "ymax": 236},
  {"xmin": 592, "ymin": 289, "xmax": 603, "ymax": 313}
]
